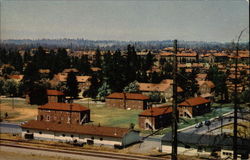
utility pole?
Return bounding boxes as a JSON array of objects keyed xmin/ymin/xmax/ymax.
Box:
[
  {"xmin": 172, "ymin": 40, "xmax": 178, "ymax": 160},
  {"xmin": 233, "ymin": 27, "xmax": 247, "ymax": 160},
  {"xmin": 233, "ymin": 41, "xmax": 239, "ymax": 160}
]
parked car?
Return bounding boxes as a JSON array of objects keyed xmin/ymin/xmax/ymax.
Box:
[
  {"xmin": 204, "ymin": 120, "xmax": 211, "ymax": 126},
  {"xmin": 195, "ymin": 122, "xmax": 203, "ymax": 128}
]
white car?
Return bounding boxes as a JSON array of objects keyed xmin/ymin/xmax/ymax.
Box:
[{"xmin": 195, "ymin": 122, "xmax": 203, "ymax": 128}]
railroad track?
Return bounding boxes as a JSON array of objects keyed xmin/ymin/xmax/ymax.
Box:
[{"xmin": 0, "ymin": 138, "xmax": 167, "ymax": 160}]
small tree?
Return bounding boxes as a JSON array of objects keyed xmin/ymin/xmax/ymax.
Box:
[
  {"xmin": 3, "ymin": 79, "xmax": 18, "ymax": 97},
  {"xmin": 66, "ymin": 71, "xmax": 79, "ymax": 99},
  {"xmin": 0, "ymin": 78, "xmax": 5, "ymax": 95},
  {"xmin": 123, "ymin": 81, "xmax": 140, "ymax": 93},
  {"xmin": 28, "ymin": 82, "xmax": 48, "ymax": 105},
  {"xmin": 97, "ymin": 82, "xmax": 112, "ymax": 101},
  {"xmin": 240, "ymin": 89, "xmax": 250, "ymax": 103}
]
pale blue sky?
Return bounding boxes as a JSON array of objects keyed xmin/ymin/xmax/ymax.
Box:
[{"xmin": 0, "ymin": 0, "xmax": 249, "ymax": 42}]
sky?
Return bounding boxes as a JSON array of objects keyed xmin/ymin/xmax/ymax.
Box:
[{"xmin": 0, "ymin": 0, "xmax": 249, "ymax": 42}]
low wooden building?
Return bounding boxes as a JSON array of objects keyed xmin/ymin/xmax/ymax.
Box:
[
  {"xmin": 38, "ymin": 102, "xmax": 90, "ymax": 125},
  {"xmin": 106, "ymin": 93, "xmax": 149, "ymax": 110},
  {"xmin": 47, "ymin": 90, "xmax": 65, "ymax": 103},
  {"xmin": 197, "ymin": 81, "xmax": 215, "ymax": 100},
  {"xmin": 21, "ymin": 120, "xmax": 140, "ymax": 148},
  {"xmin": 138, "ymin": 82, "xmax": 183, "ymax": 104},
  {"xmin": 138, "ymin": 106, "xmax": 172, "ymax": 130},
  {"xmin": 178, "ymin": 97, "xmax": 210, "ymax": 118},
  {"xmin": 161, "ymin": 132, "xmax": 249, "ymax": 159},
  {"xmin": 50, "ymin": 74, "xmax": 92, "ymax": 98}
]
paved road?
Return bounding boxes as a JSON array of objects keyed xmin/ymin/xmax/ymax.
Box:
[
  {"xmin": 179, "ymin": 111, "xmax": 246, "ymax": 135},
  {"xmin": 0, "ymin": 122, "xmax": 21, "ymax": 134}
]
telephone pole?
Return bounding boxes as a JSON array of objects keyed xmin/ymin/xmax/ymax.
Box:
[
  {"xmin": 233, "ymin": 27, "xmax": 247, "ymax": 160},
  {"xmin": 172, "ymin": 40, "xmax": 178, "ymax": 160},
  {"xmin": 233, "ymin": 41, "xmax": 239, "ymax": 160}
]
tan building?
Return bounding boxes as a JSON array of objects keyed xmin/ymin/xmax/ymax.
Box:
[
  {"xmin": 51, "ymin": 73, "xmax": 92, "ymax": 97},
  {"xmin": 197, "ymin": 81, "xmax": 215, "ymax": 100},
  {"xmin": 195, "ymin": 73, "xmax": 207, "ymax": 81},
  {"xmin": 138, "ymin": 82, "xmax": 183, "ymax": 103},
  {"xmin": 106, "ymin": 92, "xmax": 149, "ymax": 110}
]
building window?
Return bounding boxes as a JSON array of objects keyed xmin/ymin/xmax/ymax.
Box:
[
  {"xmin": 39, "ymin": 131, "xmax": 42, "ymax": 134},
  {"xmin": 47, "ymin": 115, "xmax": 50, "ymax": 121}
]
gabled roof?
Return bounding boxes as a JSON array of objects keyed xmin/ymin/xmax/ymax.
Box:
[
  {"xmin": 39, "ymin": 69, "xmax": 50, "ymax": 73},
  {"xmin": 197, "ymin": 81, "xmax": 215, "ymax": 88},
  {"xmin": 62, "ymin": 68, "xmax": 79, "ymax": 73},
  {"xmin": 160, "ymin": 79, "xmax": 173, "ymax": 84},
  {"xmin": 139, "ymin": 106, "xmax": 172, "ymax": 116},
  {"xmin": 38, "ymin": 102, "xmax": 89, "ymax": 112},
  {"xmin": 76, "ymin": 76, "xmax": 91, "ymax": 83},
  {"xmin": 196, "ymin": 74, "xmax": 207, "ymax": 79},
  {"xmin": 91, "ymin": 67, "xmax": 102, "ymax": 72},
  {"xmin": 213, "ymin": 52, "xmax": 228, "ymax": 57},
  {"xmin": 21, "ymin": 120, "xmax": 133, "ymax": 138},
  {"xmin": 139, "ymin": 83, "xmax": 183, "ymax": 93},
  {"xmin": 177, "ymin": 52, "xmax": 197, "ymax": 57},
  {"xmin": 159, "ymin": 52, "xmax": 174, "ymax": 56},
  {"xmin": 54, "ymin": 74, "xmax": 91, "ymax": 83},
  {"xmin": 179, "ymin": 97, "xmax": 210, "ymax": 106},
  {"xmin": 8, "ymin": 74, "xmax": 24, "ymax": 80},
  {"xmin": 106, "ymin": 92, "xmax": 149, "ymax": 100},
  {"xmin": 47, "ymin": 90, "xmax": 64, "ymax": 96}
]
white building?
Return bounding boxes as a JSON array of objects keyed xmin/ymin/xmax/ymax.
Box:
[{"xmin": 21, "ymin": 120, "xmax": 140, "ymax": 148}]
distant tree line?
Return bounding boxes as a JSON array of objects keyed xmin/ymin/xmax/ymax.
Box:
[{"xmin": 0, "ymin": 44, "xmax": 249, "ymax": 104}]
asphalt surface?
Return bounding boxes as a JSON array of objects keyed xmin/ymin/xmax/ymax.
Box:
[
  {"xmin": 179, "ymin": 111, "xmax": 246, "ymax": 135},
  {"xmin": 0, "ymin": 122, "xmax": 21, "ymax": 134}
]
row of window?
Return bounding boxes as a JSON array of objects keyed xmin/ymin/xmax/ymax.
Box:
[
  {"xmin": 26, "ymin": 130, "xmax": 104, "ymax": 141},
  {"xmin": 61, "ymin": 134, "xmax": 103, "ymax": 141},
  {"xmin": 222, "ymin": 152, "xmax": 233, "ymax": 156}
]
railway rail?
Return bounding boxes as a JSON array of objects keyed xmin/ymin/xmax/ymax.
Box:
[{"xmin": 0, "ymin": 138, "xmax": 167, "ymax": 160}]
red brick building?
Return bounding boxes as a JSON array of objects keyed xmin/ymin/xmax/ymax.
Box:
[
  {"xmin": 138, "ymin": 106, "xmax": 172, "ymax": 130},
  {"xmin": 38, "ymin": 102, "xmax": 90, "ymax": 125},
  {"xmin": 47, "ymin": 90, "xmax": 65, "ymax": 103},
  {"xmin": 106, "ymin": 93, "xmax": 149, "ymax": 110},
  {"xmin": 178, "ymin": 97, "xmax": 210, "ymax": 118}
]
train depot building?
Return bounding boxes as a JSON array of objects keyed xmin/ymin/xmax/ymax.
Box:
[{"xmin": 21, "ymin": 120, "xmax": 140, "ymax": 148}]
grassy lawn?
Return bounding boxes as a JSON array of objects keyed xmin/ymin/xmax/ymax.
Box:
[
  {"xmin": 0, "ymin": 98, "xmax": 38, "ymax": 109},
  {"xmin": 75, "ymin": 100, "xmax": 141, "ymax": 129},
  {"xmin": 0, "ymin": 97, "xmax": 38, "ymax": 122},
  {"xmin": 223, "ymin": 121, "xmax": 250, "ymax": 138}
]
